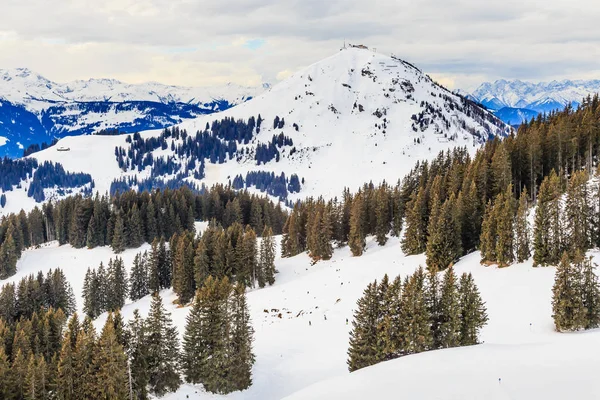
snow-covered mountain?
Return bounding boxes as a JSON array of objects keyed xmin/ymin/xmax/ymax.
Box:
[
  {"xmin": 0, "ymin": 68, "xmax": 267, "ymax": 157},
  {"xmin": 466, "ymin": 79, "xmax": 600, "ymax": 125},
  {"xmin": 0, "ymin": 48, "xmax": 508, "ymax": 215}
]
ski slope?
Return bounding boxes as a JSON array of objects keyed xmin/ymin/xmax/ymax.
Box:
[{"xmin": 4, "ymin": 222, "xmax": 600, "ymax": 400}]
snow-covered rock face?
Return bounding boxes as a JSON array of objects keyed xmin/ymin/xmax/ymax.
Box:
[
  {"xmin": 467, "ymin": 79, "xmax": 600, "ymax": 125},
  {"xmin": 2, "ymin": 48, "xmax": 507, "ymax": 215},
  {"xmin": 0, "ymin": 68, "xmax": 266, "ymax": 157}
]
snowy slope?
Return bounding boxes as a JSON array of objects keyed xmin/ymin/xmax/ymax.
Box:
[
  {"xmin": 5, "ymin": 225, "xmax": 600, "ymax": 400},
  {"xmin": 468, "ymin": 79, "xmax": 600, "ymax": 119},
  {"xmin": 8, "ymin": 48, "xmax": 507, "ymax": 213}
]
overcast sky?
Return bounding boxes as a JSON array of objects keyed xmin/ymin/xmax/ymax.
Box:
[{"xmin": 1, "ymin": 0, "xmax": 599, "ymax": 91}]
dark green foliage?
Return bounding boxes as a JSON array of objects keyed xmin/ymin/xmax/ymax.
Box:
[
  {"xmin": 533, "ymin": 171, "xmax": 562, "ymax": 266},
  {"xmin": 129, "ymin": 252, "xmax": 149, "ymax": 301},
  {"xmin": 145, "ymin": 293, "xmax": 181, "ymax": 396},
  {"xmin": 458, "ymin": 272, "xmax": 488, "ymax": 345},
  {"xmin": 260, "ymin": 226, "xmax": 276, "ymax": 286},
  {"xmin": 349, "ymin": 268, "xmax": 487, "ymax": 372},
  {"xmin": 552, "ymin": 251, "xmax": 600, "ymax": 332},
  {"xmin": 515, "ymin": 188, "xmax": 530, "ymax": 263}
]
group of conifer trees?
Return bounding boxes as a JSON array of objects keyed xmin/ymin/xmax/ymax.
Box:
[
  {"xmin": 281, "ymin": 185, "xmax": 403, "ymax": 260},
  {"xmin": 82, "ymin": 257, "xmax": 129, "ymax": 318},
  {"xmin": 279, "ymin": 96, "xmax": 600, "ymax": 275},
  {"xmin": 0, "ymin": 184, "xmax": 286, "ymax": 279},
  {"xmin": 552, "ymin": 250, "xmax": 600, "ymax": 332},
  {"xmin": 183, "ymin": 276, "xmax": 254, "ymax": 394},
  {"xmin": 0, "ymin": 273, "xmax": 255, "ymax": 399},
  {"xmin": 347, "ymin": 267, "xmax": 487, "ymax": 372}
]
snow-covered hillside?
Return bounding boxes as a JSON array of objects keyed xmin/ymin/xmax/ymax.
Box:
[
  {"xmin": 0, "ymin": 68, "xmax": 267, "ymax": 157},
  {"xmin": 466, "ymin": 79, "xmax": 600, "ymax": 125},
  {"xmin": 5, "ymin": 224, "xmax": 600, "ymax": 400},
  {"xmin": 4, "ymin": 48, "xmax": 507, "ymax": 214}
]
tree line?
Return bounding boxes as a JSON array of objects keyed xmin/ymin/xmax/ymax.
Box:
[
  {"xmin": 0, "ymin": 184, "xmax": 287, "ymax": 279},
  {"xmin": 347, "ymin": 267, "xmax": 487, "ymax": 372},
  {"xmin": 278, "ymin": 95, "xmax": 600, "ymax": 275}
]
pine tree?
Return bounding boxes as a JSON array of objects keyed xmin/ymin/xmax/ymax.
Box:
[
  {"xmin": 399, "ymin": 267, "xmax": 432, "ymax": 354},
  {"xmin": 228, "ymin": 282, "xmax": 255, "ymax": 392},
  {"xmin": 491, "ymin": 142, "xmax": 511, "ymax": 197},
  {"xmin": 145, "ymin": 293, "xmax": 181, "ymax": 396},
  {"xmin": 86, "ymin": 215, "xmax": 98, "ymax": 249},
  {"xmin": 479, "ymin": 199, "xmax": 497, "ymax": 264},
  {"xmin": 172, "ymin": 235, "xmax": 196, "ymax": 305},
  {"xmin": 0, "ymin": 347, "xmax": 10, "ymax": 399},
  {"xmin": 130, "ymin": 252, "xmax": 149, "ymax": 301},
  {"xmin": 349, "ymin": 193, "xmax": 366, "ymax": 257},
  {"xmin": 148, "ymin": 239, "xmax": 161, "ymax": 294},
  {"xmin": 565, "ymin": 171, "xmax": 590, "ymax": 255},
  {"xmin": 93, "ymin": 314, "xmax": 129, "ymax": 400},
  {"xmin": 126, "ymin": 310, "xmax": 149, "ymax": 400},
  {"xmin": 260, "ymin": 226, "xmax": 277, "ymax": 286},
  {"xmin": 495, "ymin": 185, "xmax": 515, "ymax": 267},
  {"xmin": 107, "ymin": 257, "xmax": 129, "ymax": 312},
  {"xmin": 401, "ymin": 187, "xmax": 428, "ymax": 255},
  {"xmin": 128, "ymin": 204, "xmax": 145, "ymax": 248},
  {"xmin": 82, "ymin": 268, "xmax": 99, "ymax": 318},
  {"xmin": 111, "ymin": 212, "xmax": 127, "ymax": 254},
  {"xmin": 552, "ymin": 252, "xmax": 586, "ymax": 331},
  {"xmin": 458, "ymin": 272, "xmax": 488, "ymax": 345},
  {"xmin": 73, "ymin": 321, "xmax": 97, "ymax": 399},
  {"xmin": 515, "ymin": 188, "xmax": 531, "ymax": 263},
  {"xmin": 347, "ymin": 281, "xmax": 382, "ymax": 371},
  {"xmin": 0, "ymin": 231, "xmax": 18, "ymax": 279},
  {"xmin": 581, "ymin": 255, "xmax": 600, "ymax": 329},
  {"xmin": 96, "ymin": 262, "xmax": 108, "ymax": 313},
  {"xmin": 534, "ymin": 171, "xmax": 563, "ymax": 266},
  {"xmin": 374, "ymin": 185, "xmax": 390, "ymax": 246},
  {"xmin": 11, "ymin": 349, "xmax": 28, "ymax": 399},
  {"xmin": 56, "ymin": 338, "xmax": 76, "ymax": 399},
  {"xmin": 426, "ymin": 194, "xmax": 462, "ymax": 271},
  {"xmin": 438, "ymin": 267, "xmax": 461, "ymax": 348}
]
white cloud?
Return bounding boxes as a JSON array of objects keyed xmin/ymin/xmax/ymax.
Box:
[{"xmin": 0, "ymin": 0, "xmax": 598, "ymax": 89}]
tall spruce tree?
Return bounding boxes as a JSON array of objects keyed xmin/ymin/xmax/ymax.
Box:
[
  {"xmin": 130, "ymin": 252, "xmax": 149, "ymax": 301},
  {"xmin": 438, "ymin": 267, "xmax": 461, "ymax": 348},
  {"xmin": 111, "ymin": 213, "xmax": 127, "ymax": 254},
  {"xmin": 565, "ymin": 171, "xmax": 590, "ymax": 255},
  {"xmin": 145, "ymin": 293, "xmax": 181, "ymax": 396},
  {"xmin": 401, "ymin": 187, "xmax": 428, "ymax": 255},
  {"xmin": 93, "ymin": 313, "xmax": 129, "ymax": 400},
  {"xmin": 126, "ymin": 309, "xmax": 149, "ymax": 400},
  {"xmin": 349, "ymin": 193, "xmax": 366, "ymax": 257},
  {"xmin": 347, "ymin": 281, "xmax": 382, "ymax": 371},
  {"xmin": 260, "ymin": 226, "xmax": 277, "ymax": 286},
  {"xmin": 426, "ymin": 194, "xmax": 462, "ymax": 271},
  {"xmin": 552, "ymin": 252, "xmax": 586, "ymax": 331},
  {"xmin": 458, "ymin": 272, "xmax": 488, "ymax": 345},
  {"xmin": 514, "ymin": 188, "xmax": 530, "ymax": 263}
]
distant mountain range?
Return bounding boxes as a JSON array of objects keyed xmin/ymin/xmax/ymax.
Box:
[
  {"xmin": 0, "ymin": 68, "xmax": 269, "ymax": 157},
  {"xmin": 463, "ymin": 79, "xmax": 600, "ymax": 125}
]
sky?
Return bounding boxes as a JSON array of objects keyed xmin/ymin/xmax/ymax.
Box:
[{"xmin": 1, "ymin": 0, "xmax": 599, "ymax": 91}]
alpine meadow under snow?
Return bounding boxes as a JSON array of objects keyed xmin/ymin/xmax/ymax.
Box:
[{"xmin": 7, "ymin": 226, "xmax": 600, "ymax": 400}]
